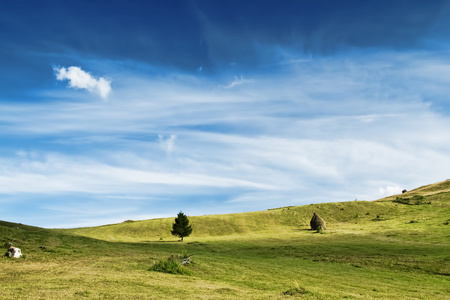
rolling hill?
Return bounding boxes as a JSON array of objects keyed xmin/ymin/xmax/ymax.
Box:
[
  {"xmin": 1, "ymin": 180, "xmax": 449, "ymax": 299},
  {"xmin": 67, "ymin": 179, "xmax": 450, "ymax": 243}
]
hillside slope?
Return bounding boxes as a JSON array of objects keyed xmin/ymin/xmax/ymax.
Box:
[
  {"xmin": 66, "ymin": 180, "xmax": 450, "ymax": 243},
  {"xmin": 379, "ymin": 179, "xmax": 450, "ymax": 200},
  {"xmin": 1, "ymin": 180, "xmax": 449, "ymax": 299}
]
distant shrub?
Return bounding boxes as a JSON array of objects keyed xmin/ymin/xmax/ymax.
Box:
[
  {"xmin": 412, "ymin": 195, "xmax": 427, "ymax": 204},
  {"xmin": 394, "ymin": 195, "xmax": 430, "ymax": 205},
  {"xmin": 394, "ymin": 197, "xmax": 410, "ymax": 205},
  {"xmin": 283, "ymin": 282, "xmax": 309, "ymax": 296},
  {"xmin": 149, "ymin": 256, "xmax": 192, "ymax": 275},
  {"xmin": 372, "ymin": 215, "xmax": 385, "ymax": 221}
]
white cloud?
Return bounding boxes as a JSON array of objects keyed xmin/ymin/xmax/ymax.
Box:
[
  {"xmin": 379, "ymin": 185, "xmax": 403, "ymax": 197},
  {"xmin": 54, "ymin": 66, "xmax": 112, "ymax": 99}
]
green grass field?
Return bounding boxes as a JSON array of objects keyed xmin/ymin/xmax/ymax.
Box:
[{"xmin": 1, "ymin": 181, "xmax": 449, "ymax": 299}]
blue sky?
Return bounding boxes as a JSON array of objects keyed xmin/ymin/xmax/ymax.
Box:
[{"xmin": 2, "ymin": 0, "xmax": 450, "ymax": 228}]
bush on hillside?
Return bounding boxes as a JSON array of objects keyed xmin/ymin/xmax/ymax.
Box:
[
  {"xmin": 149, "ymin": 255, "xmax": 192, "ymax": 275},
  {"xmin": 393, "ymin": 195, "xmax": 430, "ymax": 205},
  {"xmin": 283, "ymin": 282, "xmax": 309, "ymax": 296},
  {"xmin": 372, "ymin": 215, "xmax": 386, "ymax": 221}
]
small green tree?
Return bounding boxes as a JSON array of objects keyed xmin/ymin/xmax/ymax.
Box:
[{"xmin": 171, "ymin": 211, "xmax": 193, "ymax": 242}]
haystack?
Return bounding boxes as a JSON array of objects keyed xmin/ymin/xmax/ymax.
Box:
[{"xmin": 310, "ymin": 213, "xmax": 326, "ymax": 231}]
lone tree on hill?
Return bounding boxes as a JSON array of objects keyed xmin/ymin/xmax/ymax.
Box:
[{"xmin": 171, "ymin": 211, "xmax": 193, "ymax": 242}]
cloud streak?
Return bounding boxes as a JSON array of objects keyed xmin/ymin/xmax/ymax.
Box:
[
  {"xmin": 220, "ymin": 75, "xmax": 252, "ymax": 89},
  {"xmin": 54, "ymin": 66, "xmax": 112, "ymax": 99},
  {"xmin": 2, "ymin": 47, "xmax": 450, "ymax": 227},
  {"xmin": 159, "ymin": 134, "xmax": 177, "ymax": 154}
]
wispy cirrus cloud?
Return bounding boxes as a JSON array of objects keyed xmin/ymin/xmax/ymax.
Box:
[
  {"xmin": 220, "ymin": 75, "xmax": 252, "ymax": 89},
  {"xmin": 2, "ymin": 47, "xmax": 450, "ymax": 227},
  {"xmin": 158, "ymin": 134, "xmax": 177, "ymax": 154},
  {"xmin": 54, "ymin": 66, "xmax": 112, "ymax": 99}
]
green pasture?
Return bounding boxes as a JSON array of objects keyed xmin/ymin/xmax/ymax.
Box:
[{"xmin": 1, "ymin": 181, "xmax": 449, "ymax": 299}]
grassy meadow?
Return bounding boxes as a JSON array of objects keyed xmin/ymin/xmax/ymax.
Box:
[{"xmin": 1, "ymin": 181, "xmax": 449, "ymax": 299}]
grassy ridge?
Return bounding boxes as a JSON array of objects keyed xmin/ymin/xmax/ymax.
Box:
[
  {"xmin": 67, "ymin": 195, "xmax": 448, "ymax": 244},
  {"xmin": 67, "ymin": 200, "xmax": 403, "ymax": 242},
  {"xmin": 379, "ymin": 179, "xmax": 450, "ymax": 200},
  {"xmin": 1, "ymin": 180, "xmax": 449, "ymax": 299}
]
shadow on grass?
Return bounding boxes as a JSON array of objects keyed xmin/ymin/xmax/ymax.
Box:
[{"xmin": 143, "ymin": 240, "xmax": 181, "ymax": 243}]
